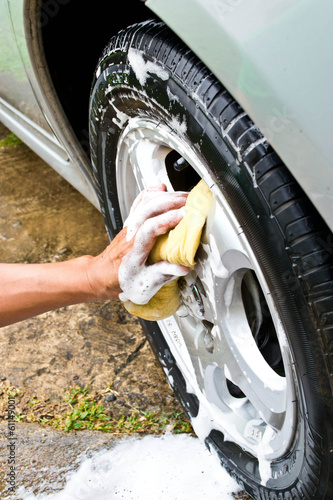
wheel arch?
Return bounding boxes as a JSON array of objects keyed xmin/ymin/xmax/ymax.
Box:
[{"xmin": 23, "ymin": 0, "xmax": 156, "ymax": 163}]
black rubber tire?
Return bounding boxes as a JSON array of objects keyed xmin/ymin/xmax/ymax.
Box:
[{"xmin": 89, "ymin": 20, "xmax": 333, "ymax": 500}]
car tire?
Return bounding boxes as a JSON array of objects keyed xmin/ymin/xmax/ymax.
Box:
[{"xmin": 89, "ymin": 20, "xmax": 333, "ymax": 499}]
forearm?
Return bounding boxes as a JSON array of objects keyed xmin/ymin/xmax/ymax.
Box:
[
  {"xmin": 0, "ymin": 257, "xmax": 100, "ymax": 327},
  {"xmin": 0, "ymin": 185, "xmax": 188, "ymax": 328}
]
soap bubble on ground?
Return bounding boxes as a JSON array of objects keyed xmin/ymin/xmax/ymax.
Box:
[{"xmin": 19, "ymin": 433, "xmax": 241, "ymax": 500}]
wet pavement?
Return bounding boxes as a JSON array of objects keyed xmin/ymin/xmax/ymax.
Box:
[
  {"xmin": 0, "ymin": 122, "xmax": 182, "ymax": 497},
  {"xmin": 0, "ymin": 420, "xmax": 120, "ymax": 498}
]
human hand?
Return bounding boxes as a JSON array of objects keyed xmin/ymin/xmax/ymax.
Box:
[{"xmin": 85, "ymin": 185, "xmax": 189, "ymax": 303}]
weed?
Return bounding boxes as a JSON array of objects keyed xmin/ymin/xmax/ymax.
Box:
[
  {"xmin": 65, "ymin": 386, "xmax": 90, "ymax": 407},
  {"xmin": 0, "ymin": 133, "xmax": 23, "ymax": 148},
  {"xmin": 28, "ymin": 397, "xmax": 41, "ymax": 407},
  {"xmin": 64, "ymin": 389, "xmax": 109, "ymax": 431},
  {"xmin": 0, "ymin": 383, "xmax": 194, "ymax": 436},
  {"xmin": 14, "ymin": 412, "xmax": 26, "ymax": 422},
  {"xmin": 7, "ymin": 387, "xmax": 20, "ymax": 398},
  {"xmin": 60, "ymin": 386, "xmax": 194, "ymax": 435}
]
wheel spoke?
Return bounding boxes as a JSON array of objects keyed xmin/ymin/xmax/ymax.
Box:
[
  {"xmin": 215, "ymin": 327, "xmax": 286, "ymax": 429},
  {"xmin": 123, "ymin": 129, "xmax": 173, "ymax": 190},
  {"xmin": 178, "ymin": 307, "xmax": 286, "ymax": 429}
]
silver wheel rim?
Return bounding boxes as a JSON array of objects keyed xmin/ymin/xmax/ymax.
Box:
[{"xmin": 116, "ymin": 116, "xmax": 296, "ymax": 477}]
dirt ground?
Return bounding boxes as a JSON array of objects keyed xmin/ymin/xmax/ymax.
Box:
[{"xmin": 0, "ymin": 122, "xmax": 184, "ymax": 497}]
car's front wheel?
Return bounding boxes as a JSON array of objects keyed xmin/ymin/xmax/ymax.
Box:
[{"xmin": 89, "ymin": 20, "xmax": 333, "ymax": 499}]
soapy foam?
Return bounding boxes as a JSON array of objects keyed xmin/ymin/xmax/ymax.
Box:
[
  {"xmin": 124, "ymin": 191, "xmax": 187, "ymax": 242},
  {"xmin": 128, "ymin": 48, "xmax": 169, "ymax": 86},
  {"xmin": 19, "ymin": 434, "xmax": 241, "ymax": 500},
  {"xmin": 119, "ymin": 187, "xmax": 189, "ymax": 305},
  {"xmin": 119, "ymin": 209, "xmax": 188, "ymax": 305},
  {"xmin": 207, "ymin": 234, "xmax": 229, "ymax": 278},
  {"xmin": 224, "ymin": 277, "xmax": 235, "ymax": 320}
]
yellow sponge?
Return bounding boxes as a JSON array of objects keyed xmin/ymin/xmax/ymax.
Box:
[{"xmin": 123, "ymin": 180, "xmax": 213, "ymax": 320}]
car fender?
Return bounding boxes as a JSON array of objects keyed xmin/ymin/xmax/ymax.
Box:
[{"xmin": 147, "ymin": 0, "xmax": 333, "ymax": 232}]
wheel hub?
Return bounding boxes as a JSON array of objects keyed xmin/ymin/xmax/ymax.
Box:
[{"xmin": 179, "ymin": 273, "xmax": 205, "ymax": 319}]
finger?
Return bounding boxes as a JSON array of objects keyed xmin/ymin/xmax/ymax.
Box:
[
  {"xmin": 129, "ymin": 184, "xmax": 167, "ymax": 213},
  {"xmin": 144, "ymin": 207, "xmax": 186, "ymax": 237},
  {"xmin": 132, "ymin": 190, "xmax": 188, "ymax": 221},
  {"xmin": 122, "ymin": 262, "xmax": 189, "ymax": 305},
  {"xmin": 132, "ymin": 262, "xmax": 189, "ymax": 304},
  {"xmin": 145, "ymin": 183, "xmax": 167, "ymax": 193},
  {"xmin": 149, "ymin": 261, "xmax": 190, "ymax": 282},
  {"xmin": 125, "ymin": 192, "xmax": 188, "ymax": 240},
  {"xmin": 140, "ymin": 193, "xmax": 187, "ymax": 221},
  {"xmin": 132, "ymin": 207, "xmax": 186, "ymax": 260}
]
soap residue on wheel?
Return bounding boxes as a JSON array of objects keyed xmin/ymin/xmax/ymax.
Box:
[{"xmin": 128, "ymin": 48, "xmax": 169, "ymax": 86}]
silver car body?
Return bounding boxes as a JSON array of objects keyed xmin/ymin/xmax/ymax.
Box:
[
  {"xmin": 1, "ymin": 0, "xmax": 332, "ymax": 230},
  {"xmin": 0, "ymin": 0, "xmax": 99, "ymax": 208}
]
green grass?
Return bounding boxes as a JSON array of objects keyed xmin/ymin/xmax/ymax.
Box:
[
  {"xmin": 0, "ymin": 133, "xmax": 23, "ymax": 148},
  {"xmin": 60, "ymin": 387, "xmax": 194, "ymax": 435},
  {"xmin": 1, "ymin": 384, "xmax": 193, "ymax": 436}
]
